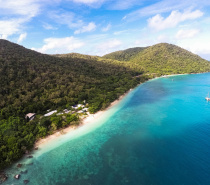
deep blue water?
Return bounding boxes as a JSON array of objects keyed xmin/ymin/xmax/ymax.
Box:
[{"xmin": 5, "ymin": 73, "xmax": 210, "ymax": 185}]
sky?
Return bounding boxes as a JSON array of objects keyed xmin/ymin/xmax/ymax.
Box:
[{"xmin": 1, "ymin": 0, "xmax": 210, "ymax": 60}]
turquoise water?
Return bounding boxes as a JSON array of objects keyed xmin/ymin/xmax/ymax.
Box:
[{"xmin": 5, "ymin": 73, "xmax": 210, "ymax": 185}]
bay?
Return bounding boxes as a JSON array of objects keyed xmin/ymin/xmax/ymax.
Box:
[{"xmin": 5, "ymin": 73, "xmax": 210, "ymax": 185}]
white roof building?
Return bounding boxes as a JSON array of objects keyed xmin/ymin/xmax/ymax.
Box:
[
  {"xmin": 44, "ymin": 110, "xmax": 57, "ymax": 117},
  {"xmin": 25, "ymin": 113, "xmax": 36, "ymax": 121}
]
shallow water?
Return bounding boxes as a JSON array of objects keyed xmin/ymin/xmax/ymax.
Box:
[{"xmin": 5, "ymin": 73, "xmax": 210, "ymax": 185}]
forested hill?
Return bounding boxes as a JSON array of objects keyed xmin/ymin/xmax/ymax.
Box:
[
  {"xmin": 103, "ymin": 43, "xmax": 210, "ymax": 75},
  {"xmin": 0, "ymin": 39, "xmax": 146, "ymax": 171},
  {"xmin": 131, "ymin": 43, "xmax": 210, "ymax": 74},
  {"xmin": 0, "ymin": 39, "xmax": 144, "ymax": 118},
  {"xmin": 54, "ymin": 52, "xmax": 99, "ymax": 60},
  {"xmin": 103, "ymin": 47, "xmax": 146, "ymax": 61}
]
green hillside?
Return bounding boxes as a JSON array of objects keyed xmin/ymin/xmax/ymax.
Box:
[
  {"xmin": 54, "ymin": 52, "xmax": 145, "ymax": 74},
  {"xmin": 103, "ymin": 43, "xmax": 210, "ymax": 75},
  {"xmin": 0, "ymin": 40, "xmax": 144, "ymax": 117},
  {"xmin": 54, "ymin": 52, "xmax": 99, "ymax": 60},
  {"xmin": 131, "ymin": 43, "xmax": 210, "ymax": 75},
  {"xmin": 0, "ymin": 39, "xmax": 146, "ymax": 171},
  {"xmin": 103, "ymin": 47, "xmax": 147, "ymax": 61}
]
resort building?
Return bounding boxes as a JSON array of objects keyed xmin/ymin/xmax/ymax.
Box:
[
  {"xmin": 25, "ymin": 113, "xmax": 36, "ymax": 121},
  {"xmin": 44, "ymin": 110, "xmax": 57, "ymax": 117}
]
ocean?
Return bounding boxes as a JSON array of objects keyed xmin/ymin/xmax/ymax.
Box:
[{"xmin": 4, "ymin": 73, "xmax": 210, "ymax": 185}]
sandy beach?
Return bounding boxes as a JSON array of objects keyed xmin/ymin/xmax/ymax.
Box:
[
  {"xmin": 149, "ymin": 73, "xmax": 189, "ymax": 81},
  {"xmin": 162, "ymin": 74, "xmax": 188, "ymax": 77},
  {"xmin": 35, "ymin": 73, "xmax": 191, "ymax": 148},
  {"xmin": 35, "ymin": 92, "xmax": 129, "ymax": 148},
  {"xmin": 35, "ymin": 73, "xmax": 192, "ymax": 148}
]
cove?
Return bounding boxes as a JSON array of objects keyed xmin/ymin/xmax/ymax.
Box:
[{"xmin": 5, "ymin": 73, "xmax": 210, "ymax": 185}]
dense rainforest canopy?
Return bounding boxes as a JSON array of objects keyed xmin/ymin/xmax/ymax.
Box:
[
  {"xmin": 0, "ymin": 39, "xmax": 210, "ymax": 172},
  {"xmin": 0, "ymin": 40, "xmax": 145, "ymax": 171}
]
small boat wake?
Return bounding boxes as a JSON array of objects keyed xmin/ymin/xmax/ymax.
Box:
[{"xmin": 205, "ymin": 92, "xmax": 210, "ymax": 101}]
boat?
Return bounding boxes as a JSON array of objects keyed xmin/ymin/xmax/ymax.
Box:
[{"xmin": 205, "ymin": 92, "xmax": 210, "ymax": 101}]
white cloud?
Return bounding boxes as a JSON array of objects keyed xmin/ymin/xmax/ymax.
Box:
[
  {"xmin": 123, "ymin": 0, "xmax": 184, "ymax": 21},
  {"xmin": 0, "ymin": 0, "xmax": 41, "ymax": 17},
  {"xmin": 178, "ymin": 38, "xmax": 210, "ymax": 54},
  {"xmin": 176, "ymin": 29, "xmax": 200, "ymax": 39},
  {"xmin": 114, "ymin": 30, "xmax": 128, "ymax": 35},
  {"xmin": 0, "ymin": 0, "xmax": 45, "ymax": 39},
  {"xmin": 102, "ymin": 24, "xmax": 111, "ymax": 32},
  {"xmin": 0, "ymin": 1, "xmax": 66, "ymax": 39},
  {"xmin": 0, "ymin": 20, "xmax": 19, "ymax": 36},
  {"xmin": 122, "ymin": 16, "xmax": 127, "ymax": 20},
  {"xmin": 0, "ymin": 18, "xmax": 30, "ymax": 38},
  {"xmin": 177, "ymin": 37, "xmax": 210, "ymax": 60},
  {"xmin": 96, "ymin": 39, "xmax": 122, "ymax": 55},
  {"xmin": 157, "ymin": 34, "xmax": 170, "ymax": 43},
  {"xmin": 134, "ymin": 38, "xmax": 160, "ymax": 47},
  {"xmin": 33, "ymin": 36, "xmax": 85, "ymax": 54},
  {"xmin": 107, "ymin": 0, "xmax": 143, "ymax": 10},
  {"xmin": 17, "ymin": 33, "xmax": 27, "ymax": 43},
  {"xmin": 72, "ymin": 0, "xmax": 99, "ymax": 3},
  {"xmin": 49, "ymin": 11, "xmax": 97, "ymax": 35},
  {"xmin": 123, "ymin": 0, "xmax": 210, "ymax": 22},
  {"xmin": 173, "ymin": 28, "xmax": 210, "ymax": 60},
  {"xmin": 43, "ymin": 23, "xmax": 57, "ymax": 30},
  {"xmin": 148, "ymin": 10, "xmax": 203, "ymax": 31},
  {"xmin": 69, "ymin": 0, "xmax": 106, "ymax": 8},
  {"xmin": 49, "ymin": 11, "xmax": 84, "ymax": 29},
  {"xmin": 74, "ymin": 22, "xmax": 96, "ymax": 34},
  {"xmin": 0, "ymin": 34, "xmax": 7, "ymax": 39},
  {"xmin": 134, "ymin": 33, "xmax": 172, "ymax": 48}
]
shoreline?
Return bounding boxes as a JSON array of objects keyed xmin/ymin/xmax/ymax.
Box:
[
  {"xmin": 148, "ymin": 73, "xmax": 189, "ymax": 81},
  {"xmin": 3, "ymin": 72, "xmax": 205, "ymax": 177},
  {"xmin": 35, "ymin": 91, "xmax": 130, "ymax": 148},
  {"xmin": 34, "ymin": 72, "xmax": 196, "ymax": 148},
  {"xmin": 34, "ymin": 73, "xmax": 193, "ymax": 148}
]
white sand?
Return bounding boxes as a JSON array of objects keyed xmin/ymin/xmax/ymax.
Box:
[
  {"xmin": 162, "ymin": 74, "xmax": 188, "ymax": 77},
  {"xmin": 34, "ymin": 73, "xmax": 190, "ymax": 148},
  {"xmin": 35, "ymin": 93, "xmax": 127, "ymax": 148}
]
